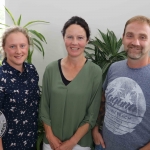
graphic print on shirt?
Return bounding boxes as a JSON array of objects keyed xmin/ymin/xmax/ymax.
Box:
[
  {"xmin": 0, "ymin": 111, "xmax": 7, "ymax": 137},
  {"xmin": 104, "ymin": 77, "xmax": 146, "ymax": 135}
]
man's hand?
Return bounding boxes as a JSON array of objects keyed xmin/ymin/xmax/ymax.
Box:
[
  {"xmin": 139, "ymin": 142, "xmax": 150, "ymax": 150},
  {"xmin": 92, "ymin": 126, "xmax": 105, "ymax": 148}
]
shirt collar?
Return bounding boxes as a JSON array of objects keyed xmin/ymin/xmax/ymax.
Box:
[{"xmin": 2, "ymin": 58, "xmax": 29, "ymax": 76}]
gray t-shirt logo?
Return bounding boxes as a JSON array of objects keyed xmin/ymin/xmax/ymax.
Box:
[{"xmin": 104, "ymin": 77, "xmax": 146, "ymax": 135}]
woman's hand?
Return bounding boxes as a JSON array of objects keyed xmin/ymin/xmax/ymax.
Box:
[
  {"xmin": 56, "ymin": 139, "xmax": 75, "ymax": 150},
  {"xmin": 46, "ymin": 134, "xmax": 62, "ymax": 150},
  {"xmin": 56, "ymin": 123, "xmax": 90, "ymax": 150},
  {"xmin": 0, "ymin": 138, "xmax": 3, "ymax": 150},
  {"xmin": 44, "ymin": 123, "xmax": 62, "ymax": 149},
  {"xmin": 92, "ymin": 126, "xmax": 105, "ymax": 148}
]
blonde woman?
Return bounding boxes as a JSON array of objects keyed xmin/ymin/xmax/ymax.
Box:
[{"xmin": 0, "ymin": 26, "xmax": 40, "ymax": 150}]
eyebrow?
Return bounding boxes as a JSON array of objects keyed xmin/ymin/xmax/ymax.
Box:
[
  {"xmin": 126, "ymin": 32, "xmax": 147, "ymax": 36},
  {"xmin": 125, "ymin": 32, "xmax": 133, "ymax": 35}
]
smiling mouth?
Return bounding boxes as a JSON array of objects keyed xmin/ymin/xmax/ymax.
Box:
[
  {"xmin": 71, "ymin": 48, "xmax": 79, "ymax": 50},
  {"xmin": 128, "ymin": 45, "xmax": 142, "ymax": 50},
  {"xmin": 127, "ymin": 46, "xmax": 142, "ymax": 52},
  {"xmin": 14, "ymin": 56, "xmax": 23, "ymax": 59}
]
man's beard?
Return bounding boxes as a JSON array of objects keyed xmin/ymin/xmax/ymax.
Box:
[{"xmin": 125, "ymin": 45, "xmax": 143, "ymax": 60}]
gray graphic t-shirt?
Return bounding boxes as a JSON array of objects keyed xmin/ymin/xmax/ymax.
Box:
[{"xmin": 103, "ymin": 60, "xmax": 150, "ymax": 150}]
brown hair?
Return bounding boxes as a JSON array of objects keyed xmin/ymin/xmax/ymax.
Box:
[
  {"xmin": 61, "ymin": 16, "xmax": 90, "ymax": 41},
  {"xmin": 123, "ymin": 15, "xmax": 150, "ymax": 36},
  {"xmin": 1, "ymin": 26, "xmax": 30, "ymax": 58}
]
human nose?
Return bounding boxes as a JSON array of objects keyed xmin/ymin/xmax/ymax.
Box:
[
  {"xmin": 131, "ymin": 38, "xmax": 140, "ymax": 46},
  {"xmin": 71, "ymin": 38, "xmax": 78, "ymax": 44},
  {"xmin": 15, "ymin": 46, "xmax": 21, "ymax": 54}
]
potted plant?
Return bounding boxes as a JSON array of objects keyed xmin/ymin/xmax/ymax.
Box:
[
  {"xmin": 0, "ymin": 7, "xmax": 49, "ymax": 63},
  {"xmin": 85, "ymin": 29, "xmax": 127, "ymax": 82}
]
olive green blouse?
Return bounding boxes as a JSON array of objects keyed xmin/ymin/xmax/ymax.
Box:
[{"xmin": 40, "ymin": 60, "xmax": 102, "ymax": 149}]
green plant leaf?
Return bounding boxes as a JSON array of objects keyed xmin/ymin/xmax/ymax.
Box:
[
  {"xmin": 85, "ymin": 29, "xmax": 127, "ymax": 83},
  {"xmin": 23, "ymin": 21, "xmax": 49, "ymax": 28},
  {"xmin": 107, "ymin": 30, "xmax": 116, "ymax": 55},
  {"xmin": 36, "ymin": 132, "xmax": 44, "ymax": 150},
  {"xmin": 116, "ymin": 38, "xmax": 122, "ymax": 52},
  {"xmin": 38, "ymin": 32, "xmax": 47, "ymax": 44},
  {"xmin": 5, "ymin": 6, "xmax": 17, "ymax": 25},
  {"xmin": 0, "ymin": 23, "xmax": 9, "ymax": 27},
  {"xmin": 34, "ymin": 42, "xmax": 43, "ymax": 53},
  {"xmin": 102, "ymin": 62, "xmax": 111, "ymax": 74},
  {"xmin": 94, "ymin": 37, "xmax": 109, "ymax": 54},
  {"xmin": 33, "ymin": 38, "xmax": 45, "ymax": 56},
  {"xmin": 98, "ymin": 29, "xmax": 110, "ymax": 49},
  {"xmin": 85, "ymin": 47, "xmax": 95, "ymax": 51},
  {"xmin": 27, "ymin": 48, "xmax": 34, "ymax": 63},
  {"xmin": 29, "ymin": 30, "xmax": 47, "ymax": 43},
  {"xmin": 84, "ymin": 51, "xmax": 95, "ymax": 61},
  {"xmin": 17, "ymin": 15, "xmax": 22, "ymax": 26}
]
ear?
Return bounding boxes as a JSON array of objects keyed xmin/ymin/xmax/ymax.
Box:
[
  {"xmin": 86, "ymin": 39, "xmax": 89, "ymax": 45},
  {"xmin": 63, "ymin": 36, "xmax": 66, "ymax": 41},
  {"xmin": 2, "ymin": 46, "xmax": 5, "ymax": 53},
  {"xmin": 2, "ymin": 48, "xmax": 7, "ymax": 58}
]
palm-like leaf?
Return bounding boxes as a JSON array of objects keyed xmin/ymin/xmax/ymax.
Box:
[
  {"xmin": 85, "ymin": 29, "xmax": 127, "ymax": 82},
  {"xmin": 0, "ymin": 7, "xmax": 49, "ymax": 63},
  {"xmin": 24, "ymin": 20, "xmax": 49, "ymax": 28},
  {"xmin": 5, "ymin": 6, "xmax": 16, "ymax": 25},
  {"xmin": 29, "ymin": 30, "xmax": 47, "ymax": 43},
  {"xmin": 17, "ymin": 15, "xmax": 22, "ymax": 26},
  {"xmin": 33, "ymin": 38, "xmax": 45, "ymax": 56},
  {"xmin": 27, "ymin": 48, "xmax": 34, "ymax": 64},
  {"xmin": 0, "ymin": 23, "xmax": 9, "ymax": 27}
]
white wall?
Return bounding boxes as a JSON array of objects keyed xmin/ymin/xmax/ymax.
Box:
[{"xmin": 5, "ymin": 0, "xmax": 150, "ymax": 84}]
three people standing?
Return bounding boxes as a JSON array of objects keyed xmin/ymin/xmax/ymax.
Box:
[{"xmin": 1, "ymin": 14, "xmax": 150, "ymax": 150}]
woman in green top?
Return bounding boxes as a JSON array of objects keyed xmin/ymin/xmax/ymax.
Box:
[{"xmin": 40, "ymin": 16, "xmax": 102, "ymax": 150}]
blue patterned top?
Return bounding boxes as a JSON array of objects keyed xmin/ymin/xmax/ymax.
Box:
[{"xmin": 0, "ymin": 59, "xmax": 40, "ymax": 150}]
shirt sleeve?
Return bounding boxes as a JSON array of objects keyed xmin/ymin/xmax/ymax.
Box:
[
  {"xmin": 79, "ymin": 67, "xmax": 102, "ymax": 129},
  {"xmin": 39, "ymin": 67, "xmax": 51, "ymax": 126}
]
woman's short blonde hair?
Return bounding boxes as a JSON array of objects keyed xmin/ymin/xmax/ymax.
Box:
[{"xmin": 1, "ymin": 26, "xmax": 30, "ymax": 58}]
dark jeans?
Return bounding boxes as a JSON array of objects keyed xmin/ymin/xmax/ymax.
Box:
[{"xmin": 95, "ymin": 144, "xmax": 105, "ymax": 150}]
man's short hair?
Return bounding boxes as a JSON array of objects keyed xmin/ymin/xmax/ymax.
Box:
[{"xmin": 123, "ymin": 15, "xmax": 150, "ymax": 36}]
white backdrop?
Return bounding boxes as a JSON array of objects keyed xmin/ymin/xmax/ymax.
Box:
[{"xmin": 5, "ymin": 0, "xmax": 150, "ymax": 84}]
